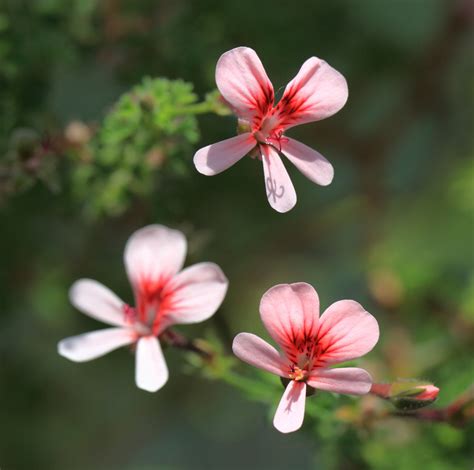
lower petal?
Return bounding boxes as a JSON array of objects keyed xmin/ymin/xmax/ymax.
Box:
[
  {"xmin": 281, "ymin": 137, "xmax": 334, "ymax": 186},
  {"xmin": 193, "ymin": 133, "xmax": 256, "ymax": 175},
  {"xmin": 135, "ymin": 336, "xmax": 169, "ymax": 392},
  {"xmin": 232, "ymin": 332, "xmax": 288, "ymax": 377},
  {"xmin": 307, "ymin": 367, "xmax": 372, "ymax": 395},
  {"xmin": 261, "ymin": 145, "xmax": 297, "ymax": 213},
  {"xmin": 58, "ymin": 328, "xmax": 135, "ymax": 362},
  {"xmin": 273, "ymin": 380, "xmax": 306, "ymax": 433}
]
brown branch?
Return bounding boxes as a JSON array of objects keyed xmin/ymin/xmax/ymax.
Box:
[{"xmin": 160, "ymin": 328, "xmax": 215, "ymax": 361}]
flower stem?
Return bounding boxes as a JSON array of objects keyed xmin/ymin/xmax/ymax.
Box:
[
  {"xmin": 370, "ymin": 383, "xmax": 392, "ymax": 398},
  {"xmin": 161, "ymin": 329, "xmax": 214, "ymax": 361}
]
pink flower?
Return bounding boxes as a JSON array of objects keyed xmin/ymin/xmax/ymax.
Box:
[
  {"xmin": 232, "ymin": 283, "xmax": 379, "ymax": 433},
  {"xmin": 58, "ymin": 225, "xmax": 228, "ymax": 392},
  {"xmin": 194, "ymin": 46, "xmax": 348, "ymax": 213}
]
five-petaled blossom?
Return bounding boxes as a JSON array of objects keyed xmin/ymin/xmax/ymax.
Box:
[
  {"xmin": 58, "ymin": 225, "xmax": 228, "ymax": 392},
  {"xmin": 232, "ymin": 283, "xmax": 379, "ymax": 433},
  {"xmin": 194, "ymin": 46, "xmax": 348, "ymax": 213}
]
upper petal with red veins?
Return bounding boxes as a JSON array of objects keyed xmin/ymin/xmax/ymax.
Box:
[
  {"xmin": 69, "ymin": 279, "xmax": 128, "ymax": 327},
  {"xmin": 216, "ymin": 47, "xmax": 274, "ymax": 125},
  {"xmin": 124, "ymin": 224, "xmax": 187, "ymax": 293},
  {"xmin": 232, "ymin": 332, "xmax": 288, "ymax": 377},
  {"xmin": 316, "ymin": 300, "xmax": 379, "ymax": 365},
  {"xmin": 281, "ymin": 137, "xmax": 334, "ymax": 186},
  {"xmin": 261, "ymin": 145, "xmax": 297, "ymax": 213},
  {"xmin": 162, "ymin": 262, "xmax": 228, "ymax": 329},
  {"xmin": 276, "ymin": 56, "xmax": 348, "ymax": 130},
  {"xmin": 273, "ymin": 380, "xmax": 307, "ymax": 433},
  {"xmin": 193, "ymin": 133, "xmax": 256, "ymax": 176},
  {"xmin": 58, "ymin": 327, "xmax": 136, "ymax": 362},
  {"xmin": 259, "ymin": 283, "xmax": 320, "ymax": 356},
  {"xmin": 307, "ymin": 367, "xmax": 372, "ymax": 395}
]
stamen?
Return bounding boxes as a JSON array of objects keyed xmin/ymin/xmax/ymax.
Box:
[
  {"xmin": 289, "ymin": 366, "xmax": 307, "ymax": 381},
  {"xmin": 266, "ymin": 130, "xmax": 289, "ymax": 152}
]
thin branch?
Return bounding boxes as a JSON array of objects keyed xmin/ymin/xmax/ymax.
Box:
[{"xmin": 161, "ymin": 328, "xmax": 215, "ymax": 361}]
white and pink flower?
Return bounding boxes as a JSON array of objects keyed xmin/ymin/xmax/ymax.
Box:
[
  {"xmin": 194, "ymin": 47, "xmax": 348, "ymax": 213},
  {"xmin": 58, "ymin": 225, "xmax": 228, "ymax": 392},
  {"xmin": 232, "ymin": 283, "xmax": 379, "ymax": 433}
]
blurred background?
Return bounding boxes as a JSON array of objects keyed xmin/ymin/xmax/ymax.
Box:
[{"xmin": 0, "ymin": 0, "xmax": 473, "ymax": 469}]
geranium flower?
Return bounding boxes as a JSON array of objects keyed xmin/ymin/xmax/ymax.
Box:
[
  {"xmin": 58, "ymin": 225, "xmax": 228, "ymax": 392},
  {"xmin": 194, "ymin": 47, "xmax": 348, "ymax": 213},
  {"xmin": 232, "ymin": 283, "xmax": 379, "ymax": 433}
]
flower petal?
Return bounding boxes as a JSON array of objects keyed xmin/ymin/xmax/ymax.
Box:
[
  {"xmin": 273, "ymin": 380, "xmax": 307, "ymax": 433},
  {"xmin": 135, "ymin": 336, "xmax": 169, "ymax": 392},
  {"xmin": 69, "ymin": 279, "xmax": 128, "ymax": 327},
  {"xmin": 162, "ymin": 262, "xmax": 228, "ymax": 328},
  {"xmin": 276, "ymin": 56, "xmax": 348, "ymax": 129},
  {"xmin": 317, "ymin": 300, "xmax": 379, "ymax": 364},
  {"xmin": 124, "ymin": 224, "xmax": 187, "ymax": 290},
  {"xmin": 58, "ymin": 327, "xmax": 135, "ymax": 362},
  {"xmin": 259, "ymin": 283, "xmax": 320, "ymax": 355},
  {"xmin": 261, "ymin": 145, "xmax": 297, "ymax": 213},
  {"xmin": 307, "ymin": 367, "xmax": 372, "ymax": 395},
  {"xmin": 194, "ymin": 133, "xmax": 256, "ymax": 176},
  {"xmin": 216, "ymin": 46, "xmax": 274, "ymax": 123},
  {"xmin": 232, "ymin": 332, "xmax": 288, "ymax": 377},
  {"xmin": 281, "ymin": 137, "xmax": 334, "ymax": 186}
]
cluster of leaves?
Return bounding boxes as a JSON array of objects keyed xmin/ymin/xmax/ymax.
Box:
[{"xmin": 68, "ymin": 77, "xmax": 201, "ymax": 217}]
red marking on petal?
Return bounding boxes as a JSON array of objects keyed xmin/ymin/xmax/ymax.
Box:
[
  {"xmin": 135, "ymin": 276, "xmax": 176, "ymax": 333},
  {"xmin": 277, "ymin": 325, "xmax": 334, "ymax": 378},
  {"xmin": 122, "ymin": 304, "xmax": 137, "ymax": 324}
]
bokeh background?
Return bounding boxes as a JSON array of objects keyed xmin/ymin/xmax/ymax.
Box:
[{"xmin": 0, "ymin": 1, "xmax": 473, "ymax": 469}]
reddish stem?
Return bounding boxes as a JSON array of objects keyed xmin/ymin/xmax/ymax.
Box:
[
  {"xmin": 370, "ymin": 383, "xmax": 392, "ymax": 399},
  {"xmin": 161, "ymin": 329, "xmax": 214, "ymax": 361}
]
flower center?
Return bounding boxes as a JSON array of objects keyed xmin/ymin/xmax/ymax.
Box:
[
  {"xmin": 122, "ymin": 278, "xmax": 174, "ymax": 336},
  {"xmin": 253, "ymin": 115, "xmax": 288, "ymax": 151},
  {"xmin": 284, "ymin": 334, "xmax": 328, "ymax": 380},
  {"xmin": 289, "ymin": 366, "xmax": 307, "ymax": 381}
]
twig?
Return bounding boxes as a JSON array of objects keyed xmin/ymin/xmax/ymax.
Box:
[
  {"xmin": 160, "ymin": 328, "xmax": 215, "ymax": 361},
  {"xmin": 391, "ymin": 388, "xmax": 474, "ymax": 427},
  {"xmin": 371, "ymin": 384, "xmax": 474, "ymax": 427}
]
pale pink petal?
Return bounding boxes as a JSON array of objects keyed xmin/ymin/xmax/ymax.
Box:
[
  {"xmin": 276, "ymin": 56, "xmax": 348, "ymax": 129},
  {"xmin": 135, "ymin": 336, "xmax": 168, "ymax": 392},
  {"xmin": 273, "ymin": 380, "xmax": 307, "ymax": 433},
  {"xmin": 215, "ymin": 46, "xmax": 274, "ymax": 122},
  {"xmin": 232, "ymin": 332, "xmax": 288, "ymax": 377},
  {"xmin": 194, "ymin": 133, "xmax": 256, "ymax": 176},
  {"xmin": 162, "ymin": 262, "xmax": 228, "ymax": 329},
  {"xmin": 124, "ymin": 225, "xmax": 187, "ymax": 290},
  {"xmin": 259, "ymin": 283, "xmax": 319, "ymax": 354},
  {"xmin": 317, "ymin": 300, "xmax": 379, "ymax": 364},
  {"xmin": 261, "ymin": 145, "xmax": 296, "ymax": 213},
  {"xmin": 69, "ymin": 279, "xmax": 128, "ymax": 327},
  {"xmin": 281, "ymin": 137, "xmax": 334, "ymax": 186},
  {"xmin": 307, "ymin": 367, "xmax": 372, "ymax": 395},
  {"xmin": 58, "ymin": 327, "xmax": 135, "ymax": 362}
]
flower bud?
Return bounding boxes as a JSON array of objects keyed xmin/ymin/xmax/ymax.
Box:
[{"xmin": 389, "ymin": 380, "xmax": 440, "ymax": 411}]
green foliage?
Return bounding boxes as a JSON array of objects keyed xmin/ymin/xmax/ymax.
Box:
[{"xmin": 69, "ymin": 77, "xmax": 205, "ymax": 217}]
